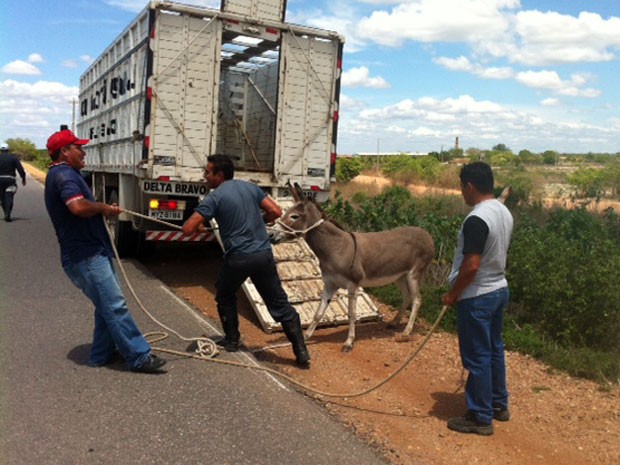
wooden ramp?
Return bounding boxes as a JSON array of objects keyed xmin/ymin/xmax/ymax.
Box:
[{"xmin": 209, "ymin": 213, "xmax": 382, "ymax": 333}]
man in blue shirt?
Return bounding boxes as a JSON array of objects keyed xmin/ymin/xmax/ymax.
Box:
[
  {"xmin": 443, "ymin": 162, "xmax": 513, "ymax": 435},
  {"xmin": 44, "ymin": 129, "xmax": 166, "ymax": 373},
  {"xmin": 183, "ymin": 154, "xmax": 310, "ymax": 366}
]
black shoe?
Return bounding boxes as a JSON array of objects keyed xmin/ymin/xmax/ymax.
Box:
[
  {"xmin": 281, "ymin": 316, "xmax": 311, "ymax": 366},
  {"xmin": 447, "ymin": 411, "xmax": 493, "ymax": 436},
  {"xmin": 493, "ymin": 407, "xmax": 510, "ymax": 422},
  {"xmin": 214, "ymin": 336, "xmax": 240, "ymax": 352},
  {"xmin": 5, "ymin": 216, "xmax": 11, "ymax": 222},
  {"xmin": 132, "ymin": 354, "xmax": 167, "ymax": 373}
]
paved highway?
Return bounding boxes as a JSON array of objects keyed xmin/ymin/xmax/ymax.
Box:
[{"xmin": 0, "ymin": 175, "xmax": 389, "ymax": 465}]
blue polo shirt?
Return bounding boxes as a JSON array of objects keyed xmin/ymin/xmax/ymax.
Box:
[
  {"xmin": 195, "ymin": 179, "xmax": 271, "ymax": 256},
  {"xmin": 44, "ymin": 163, "xmax": 113, "ymax": 266}
]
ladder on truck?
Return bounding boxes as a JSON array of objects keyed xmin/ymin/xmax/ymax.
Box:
[{"xmin": 208, "ymin": 203, "xmax": 382, "ymax": 333}]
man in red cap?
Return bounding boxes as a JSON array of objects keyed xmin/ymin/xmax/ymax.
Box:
[{"xmin": 44, "ymin": 129, "xmax": 166, "ymax": 373}]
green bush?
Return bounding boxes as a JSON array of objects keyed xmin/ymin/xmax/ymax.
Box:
[
  {"xmin": 323, "ymin": 188, "xmax": 620, "ymax": 383},
  {"xmin": 335, "ymin": 157, "xmax": 365, "ymax": 182}
]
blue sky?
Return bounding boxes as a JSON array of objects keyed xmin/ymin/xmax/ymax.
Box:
[{"xmin": 1, "ymin": 0, "xmax": 619, "ymax": 155}]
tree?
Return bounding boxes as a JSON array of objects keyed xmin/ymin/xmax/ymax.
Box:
[
  {"xmin": 492, "ymin": 143, "xmax": 511, "ymax": 152},
  {"xmin": 4, "ymin": 138, "xmax": 39, "ymax": 161},
  {"xmin": 542, "ymin": 150, "xmax": 558, "ymax": 165}
]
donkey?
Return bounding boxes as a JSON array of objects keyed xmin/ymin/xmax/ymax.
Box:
[{"xmin": 272, "ymin": 184, "xmax": 435, "ymax": 352}]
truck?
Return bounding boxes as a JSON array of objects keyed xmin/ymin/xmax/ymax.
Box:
[
  {"xmin": 78, "ymin": 0, "xmax": 344, "ymax": 255},
  {"xmin": 78, "ymin": 0, "xmax": 379, "ymax": 331}
]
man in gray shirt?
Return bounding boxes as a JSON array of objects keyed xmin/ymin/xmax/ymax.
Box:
[
  {"xmin": 183, "ymin": 154, "xmax": 310, "ymax": 366},
  {"xmin": 443, "ymin": 162, "xmax": 513, "ymax": 436}
]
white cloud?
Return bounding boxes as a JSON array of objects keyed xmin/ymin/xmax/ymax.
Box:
[
  {"xmin": 28, "ymin": 53, "xmax": 44, "ymax": 64},
  {"xmin": 515, "ymin": 70, "xmax": 601, "ymax": 97},
  {"xmin": 513, "ymin": 11, "xmax": 620, "ymax": 66},
  {"xmin": 342, "ymin": 66, "xmax": 389, "ymax": 88},
  {"xmin": 355, "ymin": 2, "xmax": 620, "ymax": 68},
  {"xmin": 357, "ymin": 0, "xmax": 519, "ymax": 47},
  {"xmin": 541, "ymin": 98, "xmax": 560, "ymax": 107},
  {"xmin": 0, "ymin": 80, "xmax": 79, "ymax": 147},
  {"xmin": 2, "ymin": 60, "xmax": 41, "ymax": 76},
  {"xmin": 434, "ymin": 56, "xmax": 514, "ymax": 79}
]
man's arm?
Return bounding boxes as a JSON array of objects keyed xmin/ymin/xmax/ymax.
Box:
[
  {"xmin": 442, "ymin": 253, "xmax": 481, "ymax": 306},
  {"xmin": 260, "ymin": 196, "xmax": 282, "ymax": 224},
  {"xmin": 15, "ymin": 158, "xmax": 26, "ymax": 185},
  {"xmin": 67, "ymin": 198, "xmax": 121, "ymax": 218},
  {"xmin": 182, "ymin": 212, "xmax": 206, "ymax": 235}
]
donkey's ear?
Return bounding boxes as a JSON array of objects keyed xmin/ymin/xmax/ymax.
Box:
[{"xmin": 292, "ymin": 182, "xmax": 303, "ymax": 202}]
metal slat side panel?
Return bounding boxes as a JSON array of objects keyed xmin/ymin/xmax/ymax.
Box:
[
  {"xmin": 274, "ymin": 32, "xmax": 339, "ymax": 190},
  {"xmin": 221, "ymin": 0, "xmax": 286, "ymax": 22},
  {"xmin": 151, "ymin": 12, "xmax": 221, "ymax": 181},
  {"xmin": 78, "ymin": 8, "xmax": 150, "ymax": 173}
]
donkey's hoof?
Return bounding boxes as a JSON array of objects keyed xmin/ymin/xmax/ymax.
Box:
[
  {"xmin": 394, "ymin": 333, "xmax": 411, "ymax": 343},
  {"xmin": 341, "ymin": 344, "xmax": 353, "ymax": 353}
]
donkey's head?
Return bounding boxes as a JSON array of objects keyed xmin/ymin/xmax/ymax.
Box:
[{"xmin": 270, "ymin": 183, "xmax": 325, "ymax": 244}]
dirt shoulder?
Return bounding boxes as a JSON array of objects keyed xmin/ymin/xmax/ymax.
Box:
[
  {"xmin": 23, "ymin": 162, "xmax": 47, "ymax": 183},
  {"xmin": 145, "ymin": 246, "xmax": 620, "ymax": 465}
]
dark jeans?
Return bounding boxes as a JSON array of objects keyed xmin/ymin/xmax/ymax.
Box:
[
  {"xmin": 456, "ymin": 287, "xmax": 510, "ymax": 424},
  {"xmin": 216, "ymin": 249, "xmax": 297, "ymax": 331},
  {"xmin": 0, "ymin": 178, "xmax": 16, "ymax": 219}
]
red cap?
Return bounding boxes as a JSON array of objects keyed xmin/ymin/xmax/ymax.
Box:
[{"xmin": 46, "ymin": 129, "xmax": 90, "ymax": 155}]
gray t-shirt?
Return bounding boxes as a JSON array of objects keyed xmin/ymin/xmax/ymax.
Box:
[
  {"xmin": 195, "ymin": 179, "xmax": 270, "ymax": 256},
  {"xmin": 448, "ymin": 198, "xmax": 514, "ymax": 300}
]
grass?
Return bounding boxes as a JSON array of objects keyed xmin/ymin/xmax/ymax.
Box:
[{"xmin": 367, "ymin": 283, "xmax": 619, "ymax": 385}]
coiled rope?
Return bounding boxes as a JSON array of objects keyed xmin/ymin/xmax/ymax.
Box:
[{"xmin": 107, "ymin": 208, "xmax": 449, "ymax": 398}]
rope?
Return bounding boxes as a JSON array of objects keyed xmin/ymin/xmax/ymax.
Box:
[
  {"xmin": 104, "ymin": 218, "xmax": 219, "ymax": 359},
  {"xmin": 107, "ymin": 209, "xmax": 449, "ymax": 398}
]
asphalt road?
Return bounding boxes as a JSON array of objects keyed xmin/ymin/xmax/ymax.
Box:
[{"xmin": 0, "ymin": 175, "xmax": 389, "ymax": 465}]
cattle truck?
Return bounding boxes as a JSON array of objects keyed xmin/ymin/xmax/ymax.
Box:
[
  {"xmin": 78, "ymin": 0, "xmax": 344, "ymax": 256},
  {"xmin": 78, "ymin": 0, "xmax": 379, "ymax": 331}
]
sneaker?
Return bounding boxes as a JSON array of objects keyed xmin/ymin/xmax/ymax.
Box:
[
  {"xmin": 493, "ymin": 407, "xmax": 511, "ymax": 422},
  {"xmin": 447, "ymin": 411, "xmax": 494, "ymax": 436},
  {"xmin": 132, "ymin": 354, "xmax": 167, "ymax": 373},
  {"xmin": 214, "ymin": 336, "xmax": 240, "ymax": 352}
]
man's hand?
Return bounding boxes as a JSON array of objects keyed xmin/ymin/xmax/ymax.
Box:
[
  {"xmin": 442, "ymin": 293, "xmax": 458, "ymax": 307},
  {"xmin": 102, "ymin": 203, "xmax": 122, "ymax": 217}
]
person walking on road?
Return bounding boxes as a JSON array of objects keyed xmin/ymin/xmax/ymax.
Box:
[
  {"xmin": 182, "ymin": 154, "xmax": 310, "ymax": 366},
  {"xmin": 44, "ymin": 129, "xmax": 166, "ymax": 374},
  {"xmin": 0, "ymin": 142, "xmax": 27, "ymax": 222},
  {"xmin": 442, "ymin": 161, "xmax": 514, "ymax": 436}
]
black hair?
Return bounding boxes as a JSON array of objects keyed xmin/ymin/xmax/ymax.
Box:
[
  {"xmin": 50, "ymin": 150, "xmax": 61, "ymax": 162},
  {"xmin": 460, "ymin": 161, "xmax": 494, "ymax": 194},
  {"xmin": 206, "ymin": 154, "xmax": 234, "ymax": 180}
]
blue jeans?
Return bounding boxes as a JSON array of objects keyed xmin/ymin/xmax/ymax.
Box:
[
  {"xmin": 456, "ymin": 287, "xmax": 510, "ymax": 424},
  {"xmin": 216, "ymin": 250, "xmax": 297, "ymax": 329},
  {"xmin": 63, "ymin": 254, "xmax": 151, "ymax": 369}
]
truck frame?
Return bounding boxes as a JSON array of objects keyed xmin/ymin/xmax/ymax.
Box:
[{"xmin": 78, "ymin": 0, "xmax": 344, "ymax": 256}]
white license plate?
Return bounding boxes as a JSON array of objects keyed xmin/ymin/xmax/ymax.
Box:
[{"xmin": 149, "ymin": 210, "xmax": 183, "ymax": 221}]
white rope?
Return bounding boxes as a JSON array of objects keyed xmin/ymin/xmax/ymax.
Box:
[
  {"xmin": 108, "ymin": 209, "xmax": 449, "ymax": 400},
  {"xmin": 274, "ymin": 218, "xmax": 324, "ymax": 237},
  {"xmin": 104, "ymin": 218, "xmax": 219, "ymax": 359}
]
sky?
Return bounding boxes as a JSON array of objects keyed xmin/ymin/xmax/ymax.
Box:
[{"xmin": 1, "ymin": 0, "xmax": 619, "ymax": 155}]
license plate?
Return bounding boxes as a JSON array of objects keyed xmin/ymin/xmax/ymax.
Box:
[{"xmin": 149, "ymin": 210, "xmax": 183, "ymax": 221}]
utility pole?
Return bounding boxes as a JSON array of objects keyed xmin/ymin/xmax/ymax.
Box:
[{"xmin": 71, "ymin": 97, "xmax": 77, "ymax": 133}]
